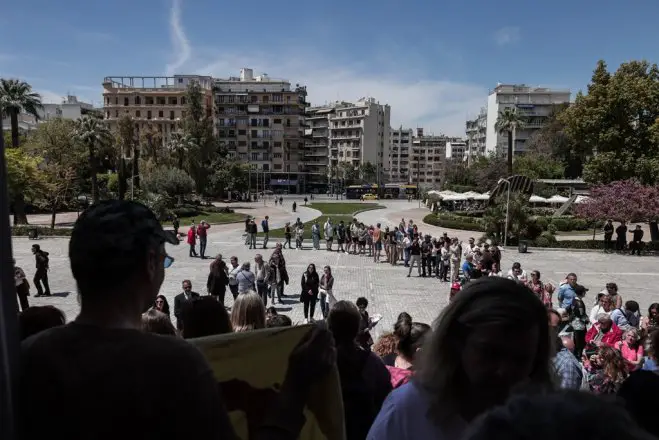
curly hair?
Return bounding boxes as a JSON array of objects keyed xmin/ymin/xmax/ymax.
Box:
[{"xmin": 372, "ymin": 332, "xmax": 398, "ymax": 358}]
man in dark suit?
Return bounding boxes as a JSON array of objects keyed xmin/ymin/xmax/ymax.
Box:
[{"xmin": 174, "ymin": 279, "xmax": 200, "ymax": 331}]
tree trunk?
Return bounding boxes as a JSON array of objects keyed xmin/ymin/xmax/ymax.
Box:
[
  {"xmin": 13, "ymin": 194, "xmax": 28, "ymax": 225},
  {"xmin": 10, "ymin": 109, "xmax": 20, "ymax": 147},
  {"xmin": 89, "ymin": 146, "xmax": 100, "ymax": 204},
  {"xmin": 51, "ymin": 205, "xmax": 57, "ymax": 230},
  {"xmin": 650, "ymin": 221, "xmax": 659, "ymax": 242},
  {"xmin": 132, "ymin": 147, "xmax": 140, "ymax": 189},
  {"xmin": 118, "ymin": 157, "xmax": 127, "ymax": 200},
  {"xmin": 507, "ymin": 130, "xmax": 513, "ymax": 176}
]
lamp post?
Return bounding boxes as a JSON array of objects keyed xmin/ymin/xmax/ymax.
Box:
[{"xmin": 498, "ymin": 178, "xmax": 512, "ymax": 247}]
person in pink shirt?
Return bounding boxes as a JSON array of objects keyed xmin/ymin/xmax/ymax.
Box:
[
  {"xmin": 616, "ymin": 328, "xmax": 644, "ymax": 371},
  {"xmin": 186, "ymin": 223, "xmax": 197, "ymax": 257}
]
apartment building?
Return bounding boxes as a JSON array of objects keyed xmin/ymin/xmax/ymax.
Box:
[
  {"xmin": 465, "ymin": 106, "xmax": 487, "ymax": 161},
  {"xmin": 388, "ymin": 127, "xmax": 414, "ymax": 182},
  {"xmin": 328, "ymin": 97, "xmax": 390, "ymax": 185},
  {"xmin": 2, "ymin": 95, "xmax": 100, "ymax": 133},
  {"xmin": 410, "ymin": 128, "xmax": 451, "ymax": 189},
  {"xmin": 485, "ymin": 83, "xmax": 570, "ymax": 155},
  {"xmin": 102, "ymin": 75, "xmax": 213, "ymax": 143},
  {"xmin": 214, "ymin": 68, "xmax": 308, "ymax": 194},
  {"xmin": 445, "ymin": 140, "xmax": 468, "ymax": 161},
  {"xmin": 304, "ymin": 105, "xmax": 334, "ymax": 192}
]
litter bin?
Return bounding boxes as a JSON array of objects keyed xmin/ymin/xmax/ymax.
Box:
[{"xmin": 518, "ymin": 240, "xmax": 528, "ymax": 253}]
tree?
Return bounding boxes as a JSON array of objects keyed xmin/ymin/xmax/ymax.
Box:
[
  {"xmin": 140, "ymin": 123, "xmax": 162, "ymax": 166},
  {"xmin": 575, "ymin": 180, "xmax": 659, "ymax": 223},
  {"xmin": 115, "ymin": 115, "xmax": 136, "ymax": 200},
  {"xmin": 495, "ymin": 107, "xmax": 525, "ymax": 176},
  {"xmin": 24, "ymin": 118, "xmax": 84, "ymax": 228},
  {"xmin": 360, "ymin": 161, "xmax": 377, "ymax": 183},
  {"xmin": 512, "ymin": 153, "xmax": 564, "ymax": 180},
  {"xmin": 339, "ymin": 161, "xmax": 359, "ymax": 183},
  {"xmin": 142, "ymin": 166, "xmax": 195, "ymax": 200},
  {"xmin": 5, "ymin": 147, "xmax": 43, "ymax": 224},
  {"xmin": 560, "ymin": 60, "xmax": 659, "ymax": 184},
  {"xmin": 167, "ymin": 131, "xmax": 197, "ymax": 170},
  {"xmin": 74, "ymin": 115, "xmax": 113, "ymax": 203},
  {"xmin": 0, "ymin": 78, "xmax": 43, "ymax": 148},
  {"xmin": 483, "ymin": 193, "xmax": 534, "ymax": 244},
  {"xmin": 207, "ymin": 159, "xmax": 249, "ymax": 198}
]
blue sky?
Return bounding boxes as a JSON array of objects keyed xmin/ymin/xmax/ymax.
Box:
[{"xmin": 1, "ymin": 0, "xmax": 658, "ymax": 136}]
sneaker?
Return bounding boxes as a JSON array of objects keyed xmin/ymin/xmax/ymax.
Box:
[{"xmin": 303, "ymin": 318, "xmax": 308, "ymax": 324}]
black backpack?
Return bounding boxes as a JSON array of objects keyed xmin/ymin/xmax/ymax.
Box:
[{"xmin": 337, "ymin": 348, "xmax": 378, "ymax": 440}]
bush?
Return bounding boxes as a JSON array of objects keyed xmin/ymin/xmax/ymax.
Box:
[
  {"xmin": 142, "ymin": 167, "xmax": 195, "ymax": 199},
  {"xmin": 534, "ymin": 231, "xmax": 558, "ymax": 247},
  {"xmin": 535, "ymin": 216, "xmax": 549, "ymax": 231},
  {"xmin": 424, "ymin": 213, "xmax": 484, "ymax": 231},
  {"xmin": 171, "ymin": 204, "xmax": 235, "ymax": 218},
  {"xmin": 12, "ymin": 226, "xmax": 72, "ymax": 237},
  {"xmin": 550, "ymin": 217, "xmax": 571, "ymax": 231},
  {"xmin": 530, "ymin": 239, "xmax": 659, "ymax": 252},
  {"xmin": 547, "ymin": 223, "xmax": 558, "ymax": 234},
  {"xmin": 523, "ymin": 219, "xmax": 543, "ymax": 241}
]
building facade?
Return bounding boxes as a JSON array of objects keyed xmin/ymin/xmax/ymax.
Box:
[
  {"xmin": 410, "ymin": 128, "xmax": 453, "ymax": 189},
  {"xmin": 329, "ymin": 98, "xmax": 390, "ymax": 185},
  {"xmin": 214, "ymin": 68, "xmax": 309, "ymax": 194},
  {"xmin": 102, "ymin": 75, "xmax": 214, "ymax": 143},
  {"xmin": 388, "ymin": 127, "xmax": 413, "ymax": 183},
  {"xmin": 2, "ymin": 95, "xmax": 100, "ymax": 133},
  {"xmin": 485, "ymin": 84, "xmax": 570, "ymax": 156},
  {"xmin": 445, "ymin": 140, "xmax": 468, "ymax": 162},
  {"xmin": 304, "ymin": 105, "xmax": 334, "ymax": 192},
  {"xmin": 465, "ymin": 106, "xmax": 487, "ymax": 161}
]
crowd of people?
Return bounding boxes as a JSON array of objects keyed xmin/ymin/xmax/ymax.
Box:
[{"xmin": 13, "ymin": 200, "xmax": 659, "ymax": 440}]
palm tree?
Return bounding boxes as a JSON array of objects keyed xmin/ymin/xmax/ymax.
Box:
[
  {"xmin": 140, "ymin": 123, "xmax": 162, "ymax": 166},
  {"xmin": 0, "ymin": 78, "xmax": 43, "ymax": 147},
  {"xmin": 167, "ymin": 131, "xmax": 196, "ymax": 170},
  {"xmin": 74, "ymin": 115, "xmax": 112, "ymax": 203},
  {"xmin": 495, "ymin": 107, "xmax": 525, "ymax": 175}
]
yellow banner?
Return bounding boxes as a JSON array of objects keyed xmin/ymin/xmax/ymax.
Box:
[{"xmin": 191, "ymin": 325, "xmax": 346, "ymax": 440}]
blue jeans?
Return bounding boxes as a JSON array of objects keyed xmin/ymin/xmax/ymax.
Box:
[{"xmin": 404, "ymin": 248, "xmax": 410, "ymax": 266}]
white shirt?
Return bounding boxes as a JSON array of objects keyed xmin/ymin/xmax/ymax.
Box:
[{"xmin": 228, "ymin": 265, "xmax": 241, "ymax": 286}]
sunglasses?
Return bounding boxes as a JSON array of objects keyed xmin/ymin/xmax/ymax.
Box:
[{"xmin": 164, "ymin": 255, "xmax": 175, "ymax": 269}]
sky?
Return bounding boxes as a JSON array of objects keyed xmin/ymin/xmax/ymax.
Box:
[{"xmin": 1, "ymin": 0, "xmax": 658, "ymax": 136}]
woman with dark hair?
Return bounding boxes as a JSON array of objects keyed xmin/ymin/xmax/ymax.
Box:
[
  {"xmin": 367, "ymin": 277, "xmax": 555, "ymax": 440},
  {"xmin": 150, "ymin": 295, "xmax": 171, "ymax": 317},
  {"xmin": 584, "ymin": 345, "xmax": 628, "ymax": 394},
  {"xmin": 207, "ymin": 254, "xmax": 229, "ymax": 305},
  {"xmin": 385, "ymin": 314, "xmax": 431, "ymax": 389},
  {"xmin": 19, "ymin": 306, "xmax": 66, "ymax": 341},
  {"xmin": 641, "ymin": 303, "xmax": 659, "ymax": 336},
  {"xmin": 300, "ymin": 263, "xmax": 320, "ymax": 323},
  {"xmin": 182, "ymin": 296, "xmax": 232, "ymax": 339}
]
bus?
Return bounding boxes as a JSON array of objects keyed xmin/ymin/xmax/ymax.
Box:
[{"xmin": 345, "ymin": 183, "xmax": 418, "ymax": 200}]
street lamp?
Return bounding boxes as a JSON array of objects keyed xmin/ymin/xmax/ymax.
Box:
[{"xmin": 498, "ymin": 178, "xmax": 512, "ymax": 247}]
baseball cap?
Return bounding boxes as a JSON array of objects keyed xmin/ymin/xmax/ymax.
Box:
[{"xmin": 71, "ymin": 200, "xmax": 179, "ymax": 257}]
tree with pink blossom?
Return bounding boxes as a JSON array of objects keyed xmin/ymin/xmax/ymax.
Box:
[{"xmin": 576, "ymin": 180, "xmax": 659, "ymax": 223}]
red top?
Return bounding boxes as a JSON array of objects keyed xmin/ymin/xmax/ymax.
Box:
[
  {"xmin": 196, "ymin": 223, "xmax": 210, "ymax": 237},
  {"xmin": 187, "ymin": 227, "xmax": 196, "ymax": 244},
  {"xmin": 585, "ymin": 324, "xmax": 623, "ymax": 348}
]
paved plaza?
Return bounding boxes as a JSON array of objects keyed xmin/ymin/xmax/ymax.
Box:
[{"xmin": 12, "ymin": 198, "xmax": 659, "ymax": 335}]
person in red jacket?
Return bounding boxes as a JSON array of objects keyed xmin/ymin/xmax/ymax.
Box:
[
  {"xmin": 187, "ymin": 223, "xmax": 197, "ymax": 257},
  {"xmin": 585, "ymin": 314, "xmax": 623, "ymax": 348},
  {"xmin": 196, "ymin": 220, "xmax": 211, "ymax": 259}
]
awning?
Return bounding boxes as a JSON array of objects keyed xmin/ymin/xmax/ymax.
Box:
[
  {"xmin": 547, "ymin": 195, "xmax": 569, "ymax": 204},
  {"xmin": 529, "ymin": 195, "xmax": 548, "ymax": 203}
]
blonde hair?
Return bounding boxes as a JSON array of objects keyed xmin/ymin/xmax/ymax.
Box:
[{"xmin": 230, "ymin": 291, "xmax": 266, "ymax": 332}]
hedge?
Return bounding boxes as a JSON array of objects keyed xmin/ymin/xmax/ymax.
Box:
[
  {"xmin": 12, "ymin": 226, "xmax": 72, "ymax": 237},
  {"xmin": 423, "ymin": 213, "xmax": 484, "ymax": 231},
  {"xmin": 531, "ymin": 240, "xmax": 659, "ymax": 251},
  {"xmin": 171, "ymin": 204, "xmax": 235, "ymax": 218}
]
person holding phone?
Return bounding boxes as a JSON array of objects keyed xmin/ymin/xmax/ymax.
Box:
[{"xmin": 300, "ymin": 264, "xmax": 320, "ymax": 323}]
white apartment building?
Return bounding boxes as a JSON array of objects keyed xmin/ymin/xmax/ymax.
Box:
[
  {"xmin": 388, "ymin": 126, "xmax": 413, "ymax": 182},
  {"xmin": 445, "ymin": 140, "xmax": 468, "ymax": 161},
  {"xmin": 485, "ymin": 84, "xmax": 571, "ymax": 155},
  {"xmin": 329, "ymin": 97, "xmax": 390, "ymax": 184},
  {"xmin": 2, "ymin": 95, "xmax": 100, "ymax": 133},
  {"xmin": 465, "ymin": 107, "xmax": 487, "ymax": 160},
  {"xmin": 305, "ymin": 105, "xmax": 334, "ymax": 191}
]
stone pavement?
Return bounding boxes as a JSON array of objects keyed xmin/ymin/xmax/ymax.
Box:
[{"xmin": 13, "ymin": 198, "xmax": 659, "ymax": 339}]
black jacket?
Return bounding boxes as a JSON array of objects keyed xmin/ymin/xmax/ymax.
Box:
[
  {"xmin": 35, "ymin": 251, "xmax": 49, "ymax": 271},
  {"xmin": 207, "ymin": 267, "xmax": 229, "ymax": 296},
  {"xmin": 174, "ymin": 291, "xmax": 200, "ymax": 330},
  {"xmin": 300, "ymin": 271, "xmax": 320, "ymax": 300}
]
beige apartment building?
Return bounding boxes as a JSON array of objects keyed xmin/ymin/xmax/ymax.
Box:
[
  {"xmin": 389, "ymin": 127, "xmax": 413, "ymax": 182},
  {"xmin": 408, "ymin": 128, "xmax": 464, "ymax": 189},
  {"xmin": 214, "ymin": 68, "xmax": 309, "ymax": 194},
  {"xmin": 304, "ymin": 105, "xmax": 334, "ymax": 192},
  {"xmin": 102, "ymin": 75, "xmax": 214, "ymax": 143}
]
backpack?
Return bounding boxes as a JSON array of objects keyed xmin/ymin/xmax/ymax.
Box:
[{"xmin": 338, "ymin": 348, "xmax": 378, "ymax": 440}]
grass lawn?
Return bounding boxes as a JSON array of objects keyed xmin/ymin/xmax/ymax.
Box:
[
  {"xmin": 266, "ymin": 202, "xmax": 383, "ymax": 239},
  {"xmin": 163, "ymin": 211, "xmax": 247, "ymax": 226}
]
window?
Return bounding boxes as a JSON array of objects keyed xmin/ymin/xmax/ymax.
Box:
[
  {"xmin": 147, "ymin": 110, "xmax": 152, "ymax": 120},
  {"xmin": 115, "ymin": 110, "xmax": 118, "ymax": 117},
  {"xmin": 219, "ymin": 130, "xmax": 226, "ymax": 137},
  {"xmin": 274, "ymin": 142, "xmax": 282, "ymax": 148},
  {"xmin": 274, "ymin": 153, "xmax": 282, "ymax": 158},
  {"xmin": 263, "ymin": 141, "xmax": 270, "ymax": 148},
  {"xmin": 135, "ymin": 96, "xmax": 141, "ymax": 105},
  {"xmin": 263, "ymin": 153, "xmax": 270, "ymax": 161},
  {"xmin": 218, "ymin": 96, "xmax": 225, "ymax": 103},
  {"xmin": 228, "ymin": 130, "xmax": 235, "ymax": 137},
  {"xmin": 251, "ymin": 130, "xmax": 258, "ymax": 137},
  {"xmin": 286, "ymin": 164, "xmax": 290, "ymax": 172},
  {"xmin": 263, "ymin": 119, "xmax": 269, "ymax": 127},
  {"xmin": 238, "ymin": 129, "xmax": 246, "ymax": 135},
  {"xmin": 252, "ymin": 141, "xmax": 258, "ymax": 148},
  {"xmin": 263, "ymin": 164, "xmax": 269, "ymax": 171},
  {"xmin": 251, "ymin": 119, "xmax": 258, "ymax": 127},
  {"xmin": 114, "ymin": 97, "xmax": 118, "ymax": 105},
  {"xmin": 262, "ymin": 130, "xmax": 270, "ymax": 138},
  {"xmin": 238, "ymin": 141, "xmax": 247, "ymax": 146},
  {"xmin": 181, "ymin": 97, "xmax": 186, "ymax": 105},
  {"xmin": 158, "ymin": 110, "xmax": 164, "ymax": 118},
  {"xmin": 274, "ymin": 118, "xmax": 282, "ymax": 124},
  {"xmin": 286, "ymin": 119, "xmax": 291, "ymax": 127},
  {"xmin": 145, "ymin": 97, "xmax": 153, "ymax": 105},
  {"xmin": 168, "ymin": 97, "xmax": 178, "ymax": 105},
  {"xmin": 218, "ymin": 119, "xmax": 225, "ymax": 126},
  {"xmin": 251, "ymin": 95, "xmax": 258, "ymax": 103},
  {"xmin": 156, "ymin": 97, "xmax": 166, "ymax": 105},
  {"xmin": 227, "ymin": 96, "xmax": 234, "ymax": 103},
  {"xmin": 169, "ymin": 111, "xmax": 175, "ymax": 120},
  {"xmin": 123, "ymin": 97, "xmax": 129, "ymax": 106},
  {"xmin": 251, "ymin": 153, "xmax": 259, "ymax": 161},
  {"xmin": 273, "ymin": 94, "xmax": 283, "ymax": 102},
  {"xmin": 136, "ymin": 110, "xmax": 141, "ymax": 118},
  {"xmin": 274, "ymin": 164, "xmax": 282, "ymax": 170},
  {"xmin": 263, "ymin": 96, "xmax": 269, "ymax": 103}
]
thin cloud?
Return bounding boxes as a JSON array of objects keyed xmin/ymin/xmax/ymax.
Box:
[
  {"xmin": 195, "ymin": 53, "xmax": 486, "ymax": 136},
  {"xmin": 165, "ymin": 0, "xmax": 191, "ymax": 76},
  {"xmin": 494, "ymin": 26, "xmax": 520, "ymax": 46}
]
